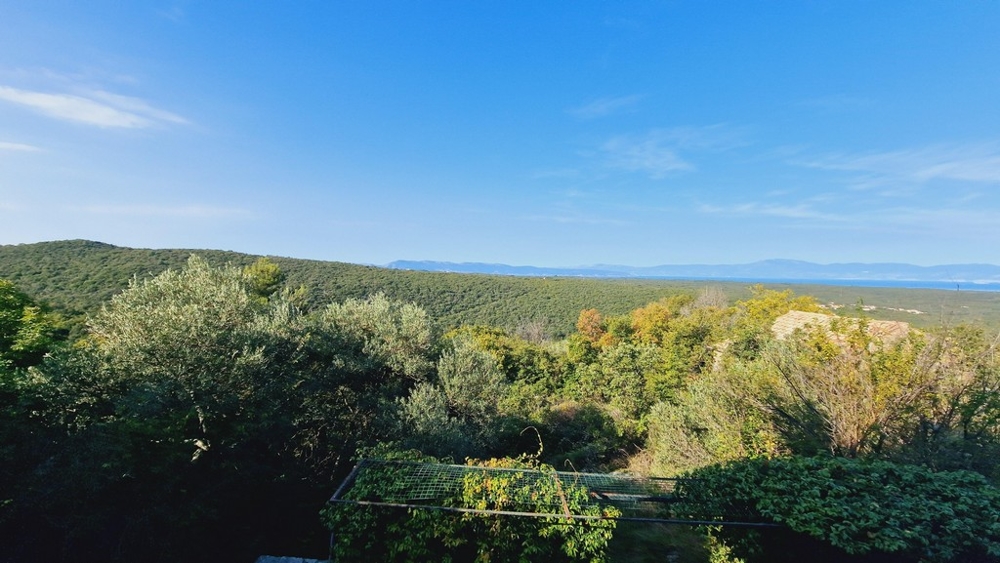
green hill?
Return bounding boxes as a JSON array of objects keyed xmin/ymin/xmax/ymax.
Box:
[
  {"xmin": 0, "ymin": 240, "xmax": 689, "ymax": 335},
  {"xmin": 2, "ymin": 240, "xmax": 999, "ymax": 335}
]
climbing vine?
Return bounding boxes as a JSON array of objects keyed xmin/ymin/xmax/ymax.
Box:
[{"xmin": 322, "ymin": 453, "xmax": 619, "ymax": 563}]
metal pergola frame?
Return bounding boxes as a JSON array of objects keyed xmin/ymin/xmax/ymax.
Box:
[{"xmin": 328, "ymin": 459, "xmax": 780, "ymax": 528}]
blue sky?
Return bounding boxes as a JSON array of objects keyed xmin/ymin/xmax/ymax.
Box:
[{"xmin": 1, "ymin": 2, "xmax": 999, "ymax": 267}]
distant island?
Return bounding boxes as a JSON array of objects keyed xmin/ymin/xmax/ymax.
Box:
[{"xmin": 388, "ymin": 259, "xmax": 1000, "ymax": 290}]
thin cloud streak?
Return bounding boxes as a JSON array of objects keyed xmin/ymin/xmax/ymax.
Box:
[
  {"xmin": 567, "ymin": 94, "xmax": 643, "ymax": 119},
  {"xmin": 600, "ymin": 125, "xmax": 745, "ymax": 179},
  {"xmin": 157, "ymin": 4, "xmax": 186, "ymax": 22},
  {"xmin": 78, "ymin": 204, "xmax": 252, "ymax": 219},
  {"xmin": 801, "ymin": 143, "xmax": 1000, "ymax": 185},
  {"xmin": 530, "ymin": 168, "xmax": 581, "ymax": 179},
  {"xmin": 698, "ymin": 202, "xmax": 850, "ymax": 222},
  {"xmin": 699, "ymin": 199, "xmax": 1000, "ymax": 237},
  {"xmin": 876, "ymin": 206, "xmax": 1000, "ymax": 230},
  {"xmin": 0, "ymin": 141, "xmax": 42, "ymax": 152},
  {"xmin": 523, "ymin": 213, "xmax": 628, "ymax": 226},
  {"xmin": 601, "ymin": 133, "xmax": 692, "ymax": 178},
  {"xmin": 88, "ymin": 90, "xmax": 189, "ymax": 125},
  {"xmin": 0, "ymin": 85, "xmax": 188, "ymax": 129}
]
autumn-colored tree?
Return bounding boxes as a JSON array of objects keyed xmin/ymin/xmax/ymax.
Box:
[
  {"xmin": 726, "ymin": 285, "xmax": 827, "ymax": 360},
  {"xmin": 630, "ymin": 299, "xmax": 674, "ymax": 346},
  {"xmin": 576, "ymin": 308, "xmax": 605, "ymax": 344}
]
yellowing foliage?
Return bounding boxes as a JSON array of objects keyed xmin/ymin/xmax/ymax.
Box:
[{"xmin": 576, "ymin": 308, "xmax": 605, "ymax": 344}]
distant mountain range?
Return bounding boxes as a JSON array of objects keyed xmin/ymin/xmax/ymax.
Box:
[{"xmin": 387, "ymin": 259, "xmax": 1000, "ymax": 284}]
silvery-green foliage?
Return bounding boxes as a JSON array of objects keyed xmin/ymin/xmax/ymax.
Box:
[
  {"xmin": 85, "ymin": 255, "xmax": 287, "ymax": 455},
  {"xmin": 321, "ymin": 293, "xmax": 434, "ymax": 381},
  {"xmin": 397, "ymin": 337, "xmax": 509, "ymax": 457},
  {"xmin": 437, "ymin": 336, "xmax": 508, "ymax": 425},
  {"xmin": 398, "ymin": 381, "xmax": 471, "ymax": 456}
]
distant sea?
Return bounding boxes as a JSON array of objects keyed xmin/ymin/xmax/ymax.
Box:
[{"xmin": 657, "ymin": 278, "xmax": 1000, "ymax": 292}]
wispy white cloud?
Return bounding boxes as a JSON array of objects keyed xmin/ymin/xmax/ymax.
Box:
[
  {"xmin": 954, "ymin": 191, "xmax": 984, "ymax": 204},
  {"xmin": 530, "ymin": 167, "xmax": 582, "ymax": 179},
  {"xmin": 0, "ymin": 141, "xmax": 42, "ymax": 152},
  {"xmin": 78, "ymin": 204, "xmax": 252, "ymax": 219},
  {"xmin": 699, "ymin": 202, "xmax": 849, "ymax": 222},
  {"xmin": 602, "ymin": 135, "xmax": 690, "ymax": 177},
  {"xmin": 600, "ymin": 125, "xmax": 744, "ymax": 179},
  {"xmin": 0, "ymin": 85, "xmax": 188, "ymax": 129},
  {"xmin": 523, "ymin": 213, "xmax": 628, "ymax": 226},
  {"xmin": 157, "ymin": 4, "xmax": 187, "ymax": 22},
  {"xmin": 558, "ymin": 188, "xmax": 594, "ymax": 199},
  {"xmin": 873, "ymin": 206, "xmax": 1000, "ymax": 230},
  {"xmin": 800, "ymin": 143, "xmax": 1000, "ymax": 185},
  {"xmin": 87, "ymin": 90, "xmax": 188, "ymax": 125},
  {"xmin": 568, "ymin": 94, "xmax": 643, "ymax": 119},
  {"xmin": 697, "ymin": 196, "xmax": 1000, "ymax": 241}
]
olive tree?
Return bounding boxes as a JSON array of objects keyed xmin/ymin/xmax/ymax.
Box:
[
  {"xmin": 8, "ymin": 258, "xmax": 438, "ymax": 562},
  {"xmin": 398, "ymin": 336, "xmax": 511, "ymax": 457}
]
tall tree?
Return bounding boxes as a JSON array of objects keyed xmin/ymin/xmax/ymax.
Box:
[
  {"xmin": 0, "ymin": 278, "xmax": 61, "ymax": 369},
  {"xmin": 243, "ymin": 256, "xmax": 286, "ymax": 300}
]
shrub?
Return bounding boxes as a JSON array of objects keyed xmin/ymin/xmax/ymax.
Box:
[{"xmin": 676, "ymin": 456, "xmax": 1000, "ymax": 563}]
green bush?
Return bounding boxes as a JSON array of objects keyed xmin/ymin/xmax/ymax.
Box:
[{"xmin": 676, "ymin": 456, "xmax": 1000, "ymax": 563}]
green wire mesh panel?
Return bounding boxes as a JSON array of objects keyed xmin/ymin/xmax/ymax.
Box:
[{"xmin": 329, "ymin": 459, "xmax": 777, "ymax": 527}]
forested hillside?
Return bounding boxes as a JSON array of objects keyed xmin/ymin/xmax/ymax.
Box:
[
  {"xmin": 3, "ymin": 240, "xmax": 999, "ymax": 336},
  {"xmin": 0, "ymin": 240, "xmax": 707, "ymax": 335},
  {"xmin": 3, "ymin": 249, "xmax": 1000, "ymax": 563}
]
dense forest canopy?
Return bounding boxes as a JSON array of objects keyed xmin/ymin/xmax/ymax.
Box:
[
  {"xmin": 3, "ymin": 240, "xmax": 1000, "ymax": 336},
  {"xmin": 2, "ymin": 242, "xmax": 1000, "ymax": 562}
]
